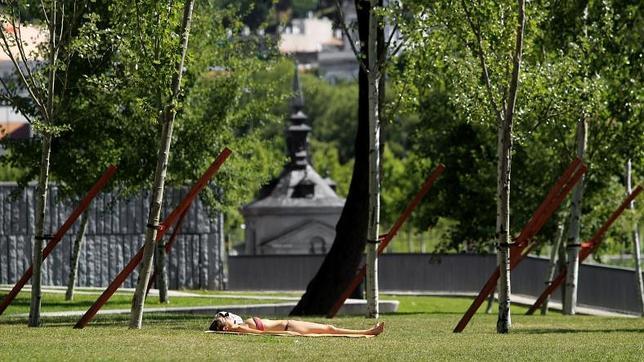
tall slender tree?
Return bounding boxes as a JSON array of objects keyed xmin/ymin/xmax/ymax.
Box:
[
  {"xmin": 541, "ymin": 220, "xmax": 565, "ymax": 314},
  {"xmin": 626, "ymin": 160, "xmax": 644, "ymax": 316},
  {"xmin": 0, "ymin": 0, "xmax": 84, "ymax": 326},
  {"xmin": 65, "ymin": 210, "xmax": 89, "ymax": 300},
  {"xmin": 364, "ymin": 0, "xmax": 381, "ymax": 319},
  {"xmin": 129, "ymin": 0, "xmax": 195, "ymax": 329},
  {"xmin": 563, "ymin": 118, "xmax": 587, "ymax": 314},
  {"xmin": 457, "ymin": 0, "xmax": 526, "ymax": 332}
]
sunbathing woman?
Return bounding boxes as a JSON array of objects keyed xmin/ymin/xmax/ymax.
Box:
[{"xmin": 208, "ymin": 311, "xmax": 384, "ymax": 336}]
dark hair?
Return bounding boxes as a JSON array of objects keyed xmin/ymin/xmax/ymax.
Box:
[{"xmin": 209, "ymin": 315, "xmax": 227, "ymax": 331}]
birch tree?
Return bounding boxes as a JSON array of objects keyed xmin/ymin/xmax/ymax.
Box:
[
  {"xmin": 626, "ymin": 160, "xmax": 644, "ymax": 316},
  {"xmin": 291, "ymin": 0, "xmax": 403, "ymax": 316},
  {"xmin": 456, "ymin": 0, "xmax": 526, "ymax": 333},
  {"xmin": 0, "ymin": 0, "xmax": 83, "ymax": 326},
  {"xmin": 65, "ymin": 210, "xmax": 89, "ymax": 300},
  {"xmin": 541, "ymin": 221, "xmax": 565, "ymax": 314},
  {"xmin": 563, "ymin": 118, "xmax": 587, "ymax": 314},
  {"xmin": 129, "ymin": 0, "xmax": 195, "ymax": 329},
  {"xmin": 364, "ymin": 0, "xmax": 381, "ymax": 319}
]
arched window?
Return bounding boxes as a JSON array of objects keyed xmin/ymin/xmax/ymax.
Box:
[{"xmin": 308, "ymin": 236, "xmax": 327, "ymax": 254}]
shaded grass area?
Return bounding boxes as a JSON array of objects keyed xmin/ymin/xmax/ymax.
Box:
[
  {"xmin": 0, "ymin": 289, "xmax": 285, "ymax": 316},
  {"xmin": 0, "ymin": 294, "xmax": 642, "ymax": 361}
]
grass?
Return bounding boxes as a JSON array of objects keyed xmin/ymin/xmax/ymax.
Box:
[{"xmin": 0, "ymin": 292, "xmax": 642, "ymax": 361}]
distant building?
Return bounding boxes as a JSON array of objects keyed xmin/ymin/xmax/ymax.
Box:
[
  {"xmin": 241, "ymin": 66, "xmax": 344, "ymax": 255},
  {"xmin": 278, "ymin": 4, "xmax": 399, "ymax": 82},
  {"xmin": 0, "ymin": 24, "xmax": 43, "ymax": 148},
  {"xmin": 317, "ymin": 2, "xmax": 360, "ymax": 82},
  {"xmin": 279, "ymin": 15, "xmax": 343, "ymax": 68},
  {"xmin": 278, "ymin": 10, "xmax": 357, "ymax": 80}
]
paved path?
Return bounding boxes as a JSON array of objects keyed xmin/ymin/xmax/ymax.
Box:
[
  {"xmin": 0, "ymin": 285, "xmax": 300, "ymax": 300},
  {"xmin": 385, "ymin": 290, "xmax": 637, "ymax": 317},
  {"xmin": 2, "ymin": 285, "xmax": 634, "ymax": 318},
  {"xmin": 1, "ymin": 285, "xmax": 397, "ymax": 319}
]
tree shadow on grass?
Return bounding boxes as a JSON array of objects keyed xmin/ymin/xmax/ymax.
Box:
[{"xmin": 517, "ymin": 327, "xmax": 644, "ymax": 334}]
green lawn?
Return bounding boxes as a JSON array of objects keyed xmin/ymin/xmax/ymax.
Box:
[{"xmin": 0, "ymin": 293, "xmax": 642, "ymax": 361}]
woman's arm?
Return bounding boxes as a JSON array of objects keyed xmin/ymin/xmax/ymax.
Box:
[{"xmin": 230, "ymin": 325, "xmax": 301, "ymax": 336}]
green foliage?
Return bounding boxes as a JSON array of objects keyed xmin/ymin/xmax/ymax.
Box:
[
  {"xmin": 2, "ymin": 2, "xmax": 287, "ymax": 221},
  {"xmin": 301, "ymin": 75, "xmax": 359, "ymax": 164},
  {"xmin": 385, "ymin": 0, "xmax": 642, "ymax": 253},
  {"xmin": 310, "ymin": 139, "xmax": 353, "ymax": 197},
  {"xmin": 0, "ymin": 152, "xmax": 25, "ymax": 181},
  {"xmin": 291, "ymin": 0, "xmax": 319, "ymax": 17},
  {"xmin": 170, "ymin": 3, "xmax": 286, "ymax": 213}
]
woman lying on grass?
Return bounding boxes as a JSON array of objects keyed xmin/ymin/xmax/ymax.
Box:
[{"xmin": 208, "ymin": 311, "xmax": 384, "ymax": 336}]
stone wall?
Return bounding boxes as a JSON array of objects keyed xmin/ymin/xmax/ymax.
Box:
[
  {"xmin": 228, "ymin": 253, "xmax": 644, "ymax": 315},
  {"xmin": 0, "ymin": 182, "xmax": 225, "ymax": 290}
]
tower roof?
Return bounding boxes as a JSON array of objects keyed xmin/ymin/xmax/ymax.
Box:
[{"xmin": 243, "ymin": 63, "xmax": 344, "ymax": 213}]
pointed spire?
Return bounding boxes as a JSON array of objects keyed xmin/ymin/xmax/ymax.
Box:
[
  {"xmin": 287, "ymin": 62, "xmax": 311, "ymax": 169},
  {"xmin": 291, "ymin": 62, "xmax": 304, "ymax": 112}
]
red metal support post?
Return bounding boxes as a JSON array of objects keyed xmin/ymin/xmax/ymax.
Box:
[
  {"xmin": 74, "ymin": 148, "xmax": 232, "ymax": 328},
  {"xmin": 0, "ymin": 165, "xmax": 118, "ymax": 315},
  {"xmin": 453, "ymin": 159, "xmax": 586, "ymax": 333},
  {"xmin": 525, "ymin": 185, "xmax": 643, "ymax": 314},
  {"xmin": 326, "ymin": 164, "xmax": 445, "ymax": 318}
]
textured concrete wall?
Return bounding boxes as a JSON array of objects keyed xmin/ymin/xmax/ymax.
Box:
[
  {"xmin": 0, "ymin": 183, "xmax": 224, "ymax": 290},
  {"xmin": 228, "ymin": 253, "xmax": 644, "ymax": 315}
]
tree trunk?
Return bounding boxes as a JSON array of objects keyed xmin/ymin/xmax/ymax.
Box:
[
  {"xmin": 626, "ymin": 159, "xmax": 644, "ymax": 316},
  {"xmin": 541, "ymin": 220, "xmax": 565, "ymax": 314},
  {"xmin": 485, "ymin": 285, "xmax": 496, "ymax": 314},
  {"xmin": 218, "ymin": 212, "xmax": 228, "ymax": 289},
  {"xmin": 564, "ymin": 118, "xmax": 587, "ymax": 315},
  {"xmin": 290, "ymin": 0, "xmax": 371, "ymax": 316},
  {"xmin": 65, "ymin": 210, "xmax": 90, "ymax": 301},
  {"xmin": 557, "ymin": 224, "xmax": 568, "ymax": 310},
  {"xmin": 365, "ymin": 0, "xmax": 381, "ymax": 319},
  {"xmin": 129, "ymin": 0, "xmax": 195, "ymax": 329},
  {"xmin": 28, "ymin": 134, "xmax": 52, "ymax": 327},
  {"xmin": 495, "ymin": 105, "xmax": 513, "ymax": 333},
  {"xmin": 154, "ymin": 239, "xmax": 169, "ymax": 303},
  {"xmin": 496, "ymin": 0, "xmax": 525, "ymax": 334},
  {"xmin": 28, "ymin": 0, "xmax": 62, "ymax": 327},
  {"xmin": 486, "ymin": 245, "xmax": 496, "ymax": 314}
]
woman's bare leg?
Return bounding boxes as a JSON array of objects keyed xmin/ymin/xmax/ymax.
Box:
[{"xmin": 286, "ymin": 320, "xmax": 384, "ymax": 335}]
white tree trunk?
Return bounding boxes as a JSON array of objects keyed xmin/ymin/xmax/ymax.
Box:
[
  {"xmin": 626, "ymin": 159, "xmax": 644, "ymax": 316},
  {"xmin": 218, "ymin": 212, "xmax": 228, "ymax": 289},
  {"xmin": 407, "ymin": 222, "xmax": 413, "ymax": 252},
  {"xmin": 564, "ymin": 118, "xmax": 587, "ymax": 315},
  {"xmin": 486, "ymin": 244, "xmax": 496, "ymax": 314},
  {"xmin": 29, "ymin": 0, "xmax": 62, "ymax": 326},
  {"xmin": 365, "ymin": 0, "xmax": 381, "ymax": 319},
  {"xmin": 154, "ymin": 240, "xmax": 169, "ymax": 303},
  {"xmin": 65, "ymin": 210, "xmax": 90, "ymax": 301},
  {"xmin": 28, "ymin": 134, "xmax": 52, "ymax": 327},
  {"xmin": 541, "ymin": 221, "xmax": 565, "ymax": 314},
  {"xmin": 496, "ymin": 0, "xmax": 525, "ymax": 333},
  {"xmin": 129, "ymin": 0, "xmax": 195, "ymax": 329},
  {"xmin": 496, "ymin": 119, "xmax": 513, "ymax": 333},
  {"xmin": 486, "ymin": 284, "xmax": 497, "ymax": 314}
]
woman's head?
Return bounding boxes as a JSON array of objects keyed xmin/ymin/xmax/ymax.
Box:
[
  {"xmin": 208, "ymin": 311, "xmax": 240, "ymax": 331},
  {"xmin": 208, "ymin": 315, "xmax": 229, "ymax": 331}
]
